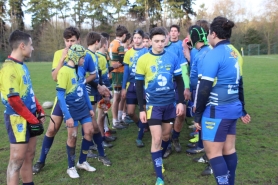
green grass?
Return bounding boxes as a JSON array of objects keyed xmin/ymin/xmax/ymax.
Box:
[{"xmin": 0, "ymin": 55, "xmax": 278, "ymax": 185}]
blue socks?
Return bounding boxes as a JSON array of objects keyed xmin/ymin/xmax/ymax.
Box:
[
  {"xmin": 210, "ymin": 156, "xmax": 230, "ymax": 185},
  {"xmin": 223, "ymin": 153, "xmax": 237, "ymax": 185},
  {"xmin": 137, "ymin": 121, "xmax": 145, "ymax": 140},
  {"xmin": 93, "ymin": 132, "xmax": 105, "ymax": 157},
  {"xmin": 161, "ymin": 140, "xmax": 170, "ymax": 156},
  {"xmin": 79, "ymin": 138, "xmax": 92, "ymax": 164},
  {"xmin": 66, "ymin": 145, "xmax": 76, "ymax": 168},
  {"xmin": 151, "ymin": 150, "xmax": 163, "ymax": 180},
  {"xmin": 172, "ymin": 129, "xmax": 180, "ymax": 139},
  {"xmin": 198, "ymin": 130, "xmax": 204, "ymax": 148},
  {"xmin": 39, "ymin": 136, "xmax": 54, "ymax": 163}
]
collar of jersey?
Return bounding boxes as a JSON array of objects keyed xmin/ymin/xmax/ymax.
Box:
[
  {"xmin": 199, "ymin": 44, "xmax": 209, "ymax": 51},
  {"xmin": 86, "ymin": 49, "xmax": 95, "ymax": 54},
  {"xmin": 215, "ymin": 40, "xmax": 230, "ymax": 48},
  {"xmin": 7, "ymin": 56, "xmax": 23, "ymax": 65},
  {"xmin": 133, "ymin": 47, "xmax": 144, "ymax": 51},
  {"xmin": 170, "ymin": 40, "xmax": 179, "ymax": 43},
  {"xmin": 165, "ymin": 42, "xmax": 172, "ymax": 48},
  {"xmin": 150, "ymin": 50, "xmax": 165, "ymax": 56},
  {"xmin": 65, "ymin": 64, "xmax": 75, "ymax": 69}
]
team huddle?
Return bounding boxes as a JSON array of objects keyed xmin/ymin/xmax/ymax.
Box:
[{"xmin": 0, "ymin": 15, "xmax": 251, "ymax": 185}]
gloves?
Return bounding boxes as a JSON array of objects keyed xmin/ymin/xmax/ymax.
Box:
[{"xmin": 28, "ymin": 122, "xmax": 44, "ymax": 137}]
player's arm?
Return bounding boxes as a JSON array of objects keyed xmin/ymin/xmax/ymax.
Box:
[
  {"xmin": 239, "ymin": 76, "xmax": 247, "ymax": 116},
  {"xmin": 135, "ymin": 59, "xmax": 145, "ymax": 112},
  {"xmin": 122, "ymin": 64, "xmax": 129, "ymax": 89},
  {"xmin": 84, "ymin": 53, "xmax": 97, "ymax": 83},
  {"xmin": 82, "ymin": 84, "xmax": 93, "ymax": 111},
  {"xmin": 174, "ymin": 74, "xmax": 185, "ymax": 104},
  {"xmin": 52, "ymin": 49, "xmax": 68, "ymax": 82}
]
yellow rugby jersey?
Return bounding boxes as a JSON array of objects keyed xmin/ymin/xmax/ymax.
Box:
[
  {"xmin": 135, "ymin": 50, "xmax": 182, "ymax": 106},
  {"xmin": 52, "ymin": 49, "xmax": 64, "ymax": 70},
  {"xmin": 96, "ymin": 52, "xmax": 109, "ymax": 81},
  {"xmin": 0, "ymin": 58, "xmax": 36, "ymax": 115},
  {"xmin": 56, "ymin": 65, "xmax": 89, "ymax": 120}
]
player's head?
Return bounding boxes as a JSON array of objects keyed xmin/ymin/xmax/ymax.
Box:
[
  {"xmin": 100, "ymin": 36, "xmax": 108, "ymax": 52},
  {"xmin": 143, "ymin": 33, "xmax": 150, "ymax": 48},
  {"xmin": 195, "ymin": 19, "xmax": 210, "ymax": 34},
  {"xmin": 209, "ymin": 16, "xmax": 235, "ymax": 47},
  {"xmin": 63, "ymin": 26, "xmax": 80, "ymax": 48},
  {"xmin": 123, "ymin": 32, "xmax": 132, "ymax": 44},
  {"xmin": 170, "ymin": 24, "xmax": 180, "ymax": 41},
  {"xmin": 133, "ymin": 29, "xmax": 144, "ymax": 47},
  {"xmin": 189, "ymin": 25, "xmax": 208, "ymax": 48},
  {"xmin": 101, "ymin": 32, "xmax": 110, "ymax": 45},
  {"xmin": 86, "ymin": 31, "xmax": 101, "ymax": 49},
  {"xmin": 150, "ymin": 27, "xmax": 166, "ymax": 53},
  {"xmin": 116, "ymin": 25, "xmax": 128, "ymax": 41},
  {"xmin": 9, "ymin": 30, "xmax": 33, "ymax": 58},
  {"xmin": 67, "ymin": 44, "xmax": 86, "ymax": 66}
]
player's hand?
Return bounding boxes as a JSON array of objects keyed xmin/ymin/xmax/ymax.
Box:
[
  {"xmin": 61, "ymin": 47, "xmax": 69, "ymax": 62},
  {"xmin": 89, "ymin": 110, "xmax": 95, "ymax": 118},
  {"xmin": 121, "ymin": 89, "xmax": 126, "ymax": 99},
  {"xmin": 66, "ymin": 118, "xmax": 74, "ymax": 128},
  {"xmin": 140, "ymin": 111, "xmax": 147, "ymax": 123},
  {"xmin": 98, "ymin": 85, "xmax": 110, "ymax": 97},
  {"xmin": 194, "ymin": 122, "xmax": 201, "ymax": 130},
  {"xmin": 112, "ymin": 63, "xmax": 120, "ymax": 69},
  {"xmin": 38, "ymin": 112, "xmax": 46, "ymax": 124},
  {"xmin": 193, "ymin": 106, "xmax": 196, "ymax": 113},
  {"xmin": 184, "ymin": 88, "xmax": 191, "ymax": 101},
  {"xmin": 176, "ymin": 103, "xmax": 184, "ymax": 116},
  {"xmin": 240, "ymin": 114, "xmax": 251, "ymax": 124}
]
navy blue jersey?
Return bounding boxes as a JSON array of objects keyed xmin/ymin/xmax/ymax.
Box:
[{"xmin": 136, "ymin": 50, "xmax": 181, "ymax": 106}]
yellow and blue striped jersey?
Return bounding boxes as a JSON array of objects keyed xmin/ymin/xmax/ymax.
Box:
[
  {"xmin": 56, "ymin": 65, "xmax": 90, "ymax": 120},
  {"xmin": 135, "ymin": 50, "xmax": 182, "ymax": 106},
  {"xmin": 0, "ymin": 58, "xmax": 36, "ymax": 115}
]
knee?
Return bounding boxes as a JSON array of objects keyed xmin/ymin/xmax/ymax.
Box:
[
  {"xmin": 8, "ymin": 158, "xmax": 25, "ymax": 173},
  {"xmin": 152, "ymin": 137, "xmax": 162, "ymax": 149},
  {"xmin": 127, "ymin": 111, "xmax": 135, "ymax": 119},
  {"xmin": 162, "ymin": 134, "xmax": 170, "ymax": 141},
  {"xmin": 46, "ymin": 128, "xmax": 56, "ymax": 137},
  {"xmin": 68, "ymin": 132, "xmax": 77, "ymax": 145}
]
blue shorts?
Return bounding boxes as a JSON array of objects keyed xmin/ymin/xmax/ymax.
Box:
[
  {"xmin": 126, "ymin": 82, "xmax": 146, "ymax": 105},
  {"xmin": 51, "ymin": 97, "xmax": 63, "ymax": 117},
  {"xmin": 201, "ymin": 117, "xmax": 237, "ymax": 142},
  {"xmin": 146, "ymin": 103, "xmax": 176, "ymax": 126},
  {"xmin": 90, "ymin": 92, "xmax": 102, "ymax": 105},
  {"xmin": 103, "ymin": 78, "xmax": 112, "ymax": 91},
  {"xmin": 71, "ymin": 116, "xmax": 92, "ymax": 127},
  {"xmin": 4, "ymin": 113, "xmax": 32, "ymax": 143}
]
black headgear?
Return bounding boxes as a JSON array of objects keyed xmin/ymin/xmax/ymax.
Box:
[{"xmin": 189, "ymin": 25, "xmax": 208, "ymax": 47}]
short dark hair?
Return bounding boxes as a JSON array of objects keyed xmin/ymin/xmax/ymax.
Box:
[
  {"xmin": 116, "ymin": 25, "xmax": 128, "ymax": 37},
  {"xmin": 195, "ymin": 20, "xmax": 210, "ymax": 34},
  {"xmin": 210, "ymin": 16, "xmax": 235, "ymax": 39},
  {"xmin": 100, "ymin": 36, "xmax": 108, "ymax": 48},
  {"xmin": 86, "ymin": 31, "xmax": 101, "ymax": 46},
  {"xmin": 133, "ymin": 29, "xmax": 144, "ymax": 38},
  {"xmin": 170, "ymin": 25, "xmax": 180, "ymax": 32},
  {"xmin": 150, "ymin": 27, "xmax": 166, "ymax": 39},
  {"xmin": 123, "ymin": 32, "xmax": 131, "ymax": 43},
  {"xmin": 63, "ymin": 26, "xmax": 80, "ymax": 40},
  {"xmin": 144, "ymin": 33, "xmax": 150, "ymax": 39},
  {"xmin": 9, "ymin": 30, "xmax": 31, "ymax": 50},
  {"xmin": 101, "ymin": 32, "xmax": 110, "ymax": 40}
]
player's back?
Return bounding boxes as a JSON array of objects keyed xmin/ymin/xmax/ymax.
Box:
[{"xmin": 108, "ymin": 39, "xmax": 124, "ymax": 73}]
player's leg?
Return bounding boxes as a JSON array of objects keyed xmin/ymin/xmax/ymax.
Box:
[
  {"xmin": 4, "ymin": 114, "xmax": 30, "ymax": 185},
  {"xmin": 91, "ymin": 111, "xmax": 112, "ymax": 166},
  {"xmin": 66, "ymin": 124, "xmax": 79, "ymax": 178},
  {"xmin": 33, "ymin": 99, "xmax": 63, "ymax": 174},
  {"xmin": 202, "ymin": 118, "xmax": 233, "ymax": 185},
  {"xmin": 77, "ymin": 117, "xmax": 96, "ymax": 172},
  {"xmin": 222, "ymin": 120, "xmax": 237, "ymax": 185},
  {"xmin": 20, "ymin": 136, "xmax": 37, "ymax": 184}
]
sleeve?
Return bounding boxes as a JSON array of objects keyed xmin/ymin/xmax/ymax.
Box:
[
  {"xmin": 2, "ymin": 65, "xmax": 20, "ymax": 98},
  {"xmin": 56, "ymin": 90, "xmax": 71, "ymax": 120},
  {"xmin": 52, "ymin": 50, "xmax": 62, "ymax": 71},
  {"xmin": 118, "ymin": 46, "xmax": 125, "ymax": 64},
  {"xmin": 82, "ymin": 84, "xmax": 93, "ymax": 111},
  {"xmin": 122, "ymin": 64, "xmax": 129, "ymax": 89},
  {"xmin": 173, "ymin": 55, "xmax": 182, "ymax": 76},
  {"xmin": 174, "ymin": 75, "xmax": 185, "ymax": 103},
  {"xmin": 84, "ymin": 53, "xmax": 96, "ymax": 75},
  {"xmin": 123, "ymin": 50, "xmax": 130, "ymax": 65},
  {"xmin": 135, "ymin": 57, "xmax": 145, "ymax": 80},
  {"xmin": 181, "ymin": 64, "xmax": 190, "ymax": 89},
  {"xmin": 135, "ymin": 80, "xmax": 145, "ymax": 111},
  {"xmin": 201, "ymin": 54, "xmax": 219, "ymax": 81}
]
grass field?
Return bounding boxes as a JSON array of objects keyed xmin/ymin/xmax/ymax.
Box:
[{"xmin": 0, "ymin": 55, "xmax": 278, "ymax": 185}]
